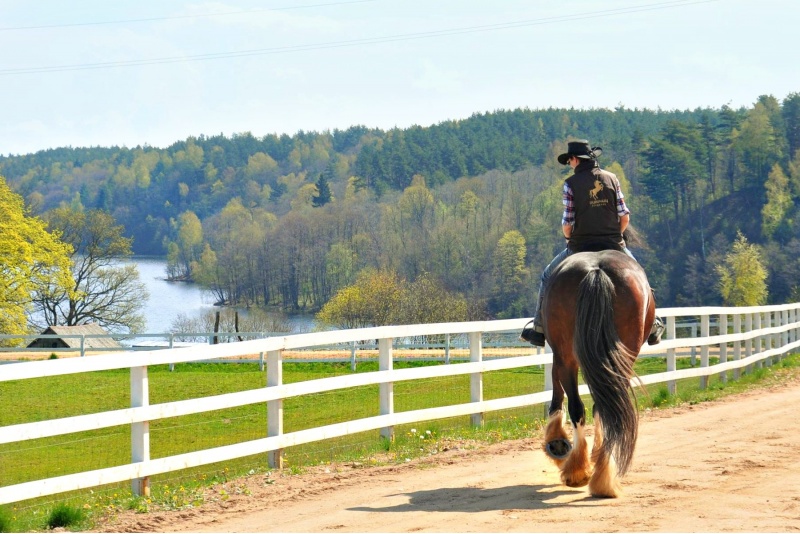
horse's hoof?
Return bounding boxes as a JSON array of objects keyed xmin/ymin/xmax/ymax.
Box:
[
  {"xmin": 563, "ymin": 473, "xmax": 591, "ymax": 488},
  {"xmin": 545, "ymin": 438, "xmax": 572, "ymax": 460}
]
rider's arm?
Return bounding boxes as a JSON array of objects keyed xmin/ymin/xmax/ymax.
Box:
[
  {"xmin": 562, "ymin": 182, "xmax": 574, "ymax": 240},
  {"xmin": 619, "ymin": 213, "xmax": 629, "ymax": 234}
]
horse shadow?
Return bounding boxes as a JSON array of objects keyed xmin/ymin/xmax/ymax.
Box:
[{"xmin": 347, "ymin": 484, "xmax": 605, "ymax": 514}]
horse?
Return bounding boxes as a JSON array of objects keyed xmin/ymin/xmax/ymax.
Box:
[{"xmin": 540, "ymin": 249, "xmax": 656, "ymax": 498}]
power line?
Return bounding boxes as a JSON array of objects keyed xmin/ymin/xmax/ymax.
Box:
[
  {"xmin": 0, "ymin": 0, "xmax": 383, "ymax": 32},
  {"xmin": 0, "ymin": 0, "xmax": 720, "ymax": 76}
]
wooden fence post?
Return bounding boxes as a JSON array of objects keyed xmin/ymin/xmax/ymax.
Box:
[
  {"xmin": 733, "ymin": 314, "xmax": 742, "ymax": 380},
  {"xmin": 469, "ymin": 332, "xmax": 484, "ymax": 428},
  {"xmin": 754, "ymin": 312, "xmax": 763, "ymax": 369},
  {"xmin": 666, "ymin": 316, "xmax": 677, "ymax": 396},
  {"xmin": 781, "ymin": 309, "xmax": 789, "ymax": 360},
  {"xmin": 544, "ymin": 358, "xmax": 553, "ymax": 419},
  {"xmin": 719, "ymin": 313, "xmax": 728, "ymax": 383},
  {"xmin": 379, "ymin": 338, "xmax": 394, "ymax": 441},
  {"xmin": 130, "ymin": 366, "xmax": 150, "ymax": 497},
  {"xmin": 267, "ymin": 350, "xmax": 283, "ymax": 469},
  {"xmin": 745, "ymin": 313, "xmax": 753, "ymax": 374},
  {"xmin": 700, "ymin": 314, "xmax": 710, "ymax": 389}
]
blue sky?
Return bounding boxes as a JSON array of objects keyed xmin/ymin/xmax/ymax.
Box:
[{"xmin": 1, "ymin": 0, "xmax": 797, "ymax": 156}]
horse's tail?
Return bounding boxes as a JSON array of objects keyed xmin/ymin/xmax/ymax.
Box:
[{"xmin": 574, "ymin": 268, "xmax": 638, "ymax": 475}]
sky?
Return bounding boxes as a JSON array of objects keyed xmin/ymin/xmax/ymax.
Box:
[{"xmin": 1, "ymin": 0, "xmax": 798, "ymax": 157}]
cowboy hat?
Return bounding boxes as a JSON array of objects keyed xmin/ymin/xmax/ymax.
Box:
[{"xmin": 557, "ymin": 140, "xmax": 603, "ymax": 165}]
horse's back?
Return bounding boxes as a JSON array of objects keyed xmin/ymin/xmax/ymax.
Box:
[{"xmin": 543, "ymin": 250, "xmax": 654, "ymax": 351}]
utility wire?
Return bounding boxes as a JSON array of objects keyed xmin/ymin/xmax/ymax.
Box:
[
  {"xmin": 0, "ymin": 0, "xmax": 383, "ymax": 31},
  {"xmin": 0, "ymin": 0, "xmax": 719, "ymax": 76}
]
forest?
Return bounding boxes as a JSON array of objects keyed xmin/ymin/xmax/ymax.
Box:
[{"xmin": 2, "ymin": 92, "xmax": 799, "ymax": 328}]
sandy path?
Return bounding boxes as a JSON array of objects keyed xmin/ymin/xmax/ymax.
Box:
[{"xmin": 103, "ymin": 376, "xmax": 800, "ymax": 533}]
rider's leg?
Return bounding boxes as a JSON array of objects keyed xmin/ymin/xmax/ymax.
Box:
[{"xmin": 524, "ymin": 248, "xmax": 572, "ymax": 347}]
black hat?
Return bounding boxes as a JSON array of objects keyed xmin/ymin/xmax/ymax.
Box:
[{"xmin": 557, "ymin": 140, "xmax": 602, "ymax": 165}]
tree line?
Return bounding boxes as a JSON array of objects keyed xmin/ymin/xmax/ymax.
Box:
[{"xmin": 1, "ymin": 93, "xmax": 799, "ymax": 334}]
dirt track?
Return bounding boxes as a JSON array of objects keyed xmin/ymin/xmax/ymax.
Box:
[{"xmin": 97, "ymin": 370, "xmax": 800, "ymax": 533}]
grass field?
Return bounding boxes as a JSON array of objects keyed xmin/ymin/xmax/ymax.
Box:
[{"xmin": 1, "ymin": 351, "xmax": 798, "ymax": 532}]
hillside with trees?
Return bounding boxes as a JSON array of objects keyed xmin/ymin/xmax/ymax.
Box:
[{"xmin": 2, "ymin": 93, "xmax": 799, "ymax": 329}]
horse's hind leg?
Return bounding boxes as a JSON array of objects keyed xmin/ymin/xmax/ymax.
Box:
[{"xmin": 589, "ymin": 411, "xmax": 622, "ymax": 498}]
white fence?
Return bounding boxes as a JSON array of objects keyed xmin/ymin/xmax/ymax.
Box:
[{"xmin": 1, "ymin": 303, "xmax": 799, "ymax": 505}]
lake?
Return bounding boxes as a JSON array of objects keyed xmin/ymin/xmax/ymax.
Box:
[{"xmin": 125, "ymin": 257, "xmax": 316, "ymax": 335}]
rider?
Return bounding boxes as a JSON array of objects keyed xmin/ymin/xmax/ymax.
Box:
[{"xmin": 523, "ymin": 139, "xmax": 664, "ymax": 347}]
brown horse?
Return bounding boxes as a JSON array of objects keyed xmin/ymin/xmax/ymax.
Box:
[{"xmin": 540, "ymin": 249, "xmax": 656, "ymax": 498}]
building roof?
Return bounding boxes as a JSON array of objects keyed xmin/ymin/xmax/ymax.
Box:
[{"xmin": 30, "ymin": 324, "xmax": 122, "ymax": 349}]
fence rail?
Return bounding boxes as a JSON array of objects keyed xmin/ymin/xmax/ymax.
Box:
[{"xmin": 1, "ymin": 303, "xmax": 799, "ymax": 505}]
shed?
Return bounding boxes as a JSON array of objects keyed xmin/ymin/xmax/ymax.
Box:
[{"xmin": 27, "ymin": 324, "xmax": 122, "ymax": 351}]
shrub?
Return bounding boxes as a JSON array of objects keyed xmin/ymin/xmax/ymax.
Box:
[
  {"xmin": 45, "ymin": 503, "xmax": 84, "ymax": 529},
  {"xmin": 0, "ymin": 506, "xmax": 12, "ymax": 533}
]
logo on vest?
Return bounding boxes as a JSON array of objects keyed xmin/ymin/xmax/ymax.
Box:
[{"xmin": 588, "ymin": 179, "xmax": 608, "ymax": 207}]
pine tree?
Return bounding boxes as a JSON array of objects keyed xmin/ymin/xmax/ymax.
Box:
[{"xmin": 312, "ymin": 173, "xmax": 332, "ymax": 207}]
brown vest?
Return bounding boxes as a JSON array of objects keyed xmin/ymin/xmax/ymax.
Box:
[{"xmin": 565, "ymin": 161, "xmax": 625, "ymax": 252}]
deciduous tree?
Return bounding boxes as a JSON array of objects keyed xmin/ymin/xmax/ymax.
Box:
[
  {"xmin": 761, "ymin": 164, "xmax": 792, "ymax": 239},
  {"xmin": 716, "ymin": 231, "xmax": 768, "ymax": 306},
  {"xmin": 32, "ymin": 207, "xmax": 148, "ymax": 333},
  {"xmin": 0, "ymin": 177, "xmax": 73, "ymax": 338}
]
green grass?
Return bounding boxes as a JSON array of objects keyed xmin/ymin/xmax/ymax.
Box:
[
  {"xmin": 45, "ymin": 503, "xmax": 85, "ymax": 530},
  {"xmin": 0, "ymin": 506, "xmax": 11, "ymax": 533},
  {"xmin": 1, "ymin": 353, "xmax": 798, "ymax": 531}
]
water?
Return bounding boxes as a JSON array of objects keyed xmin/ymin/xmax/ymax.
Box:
[
  {"xmin": 126, "ymin": 257, "xmax": 216, "ymax": 334},
  {"xmin": 126, "ymin": 257, "xmax": 317, "ymax": 335}
]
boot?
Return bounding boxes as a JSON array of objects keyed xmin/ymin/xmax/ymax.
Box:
[
  {"xmin": 648, "ymin": 316, "xmax": 665, "ymax": 345},
  {"xmin": 520, "ymin": 320, "xmax": 546, "ymax": 347},
  {"xmin": 647, "ymin": 287, "xmax": 665, "ymax": 345}
]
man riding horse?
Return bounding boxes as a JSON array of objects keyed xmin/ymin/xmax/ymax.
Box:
[{"xmin": 523, "ymin": 139, "xmax": 664, "ymax": 347}]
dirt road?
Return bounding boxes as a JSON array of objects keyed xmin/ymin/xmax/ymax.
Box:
[{"xmin": 103, "ymin": 374, "xmax": 800, "ymax": 533}]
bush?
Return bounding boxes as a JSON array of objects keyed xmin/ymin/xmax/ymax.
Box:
[
  {"xmin": 0, "ymin": 506, "xmax": 12, "ymax": 533},
  {"xmin": 45, "ymin": 503, "xmax": 84, "ymax": 529}
]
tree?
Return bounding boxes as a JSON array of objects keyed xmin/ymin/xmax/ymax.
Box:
[
  {"xmin": 733, "ymin": 101, "xmax": 782, "ymax": 184},
  {"xmin": 398, "ymin": 273, "xmax": 469, "ymax": 324},
  {"xmin": 783, "ymin": 92, "xmax": 800, "ymax": 157},
  {"xmin": 641, "ymin": 136, "xmax": 704, "ymax": 220},
  {"xmin": 716, "ymin": 231, "xmax": 768, "ymax": 306},
  {"xmin": 316, "ymin": 269, "xmax": 470, "ymax": 329},
  {"xmin": 32, "ymin": 207, "xmax": 149, "ymax": 333},
  {"xmin": 0, "ymin": 177, "xmax": 73, "ymax": 338},
  {"xmin": 166, "ymin": 210, "xmax": 203, "ymax": 280},
  {"xmin": 492, "ymin": 230, "xmax": 529, "ymax": 317},
  {"xmin": 761, "ymin": 164, "xmax": 793, "ymax": 239},
  {"xmin": 312, "ymin": 173, "xmax": 332, "ymax": 207},
  {"xmin": 316, "ymin": 269, "xmax": 404, "ymax": 329}
]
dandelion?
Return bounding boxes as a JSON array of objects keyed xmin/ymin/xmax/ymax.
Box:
[{"xmin": 410, "ymin": 428, "xmax": 417, "ymax": 434}]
